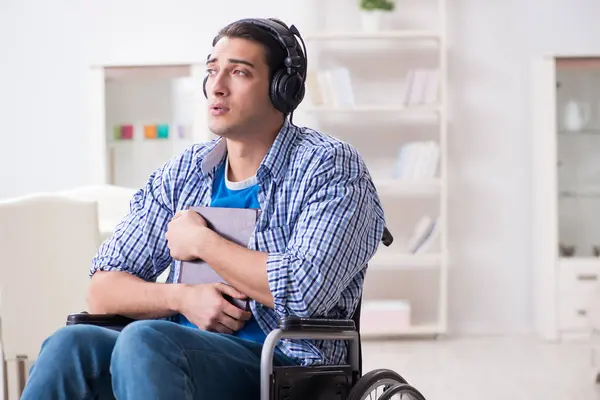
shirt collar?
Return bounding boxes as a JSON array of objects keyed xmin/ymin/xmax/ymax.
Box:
[
  {"xmin": 257, "ymin": 119, "xmax": 297, "ymax": 184},
  {"xmin": 196, "ymin": 119, "xmax": 297, "ymax": 184}
]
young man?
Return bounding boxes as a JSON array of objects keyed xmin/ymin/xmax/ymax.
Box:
[{"xmin": 21, "ymin": 17, "xmax": 386, "ymax": 399}]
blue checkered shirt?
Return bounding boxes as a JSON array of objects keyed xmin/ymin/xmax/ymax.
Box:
[{"xmin": 91, "ymin": 119, "xmax": 386, "ymax": 366}]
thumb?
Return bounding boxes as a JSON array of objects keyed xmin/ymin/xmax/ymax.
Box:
[{"xmin": 216, "ymin": 283, "xmax": 247, "ymax": 299}]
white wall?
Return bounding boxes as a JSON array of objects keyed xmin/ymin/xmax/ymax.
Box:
[
  {"xmin": 445, "ymin": 0, "xmax": 600, "ymax": 334},
  {"xmin": 3, "ymin": 0, "xmax": 600, "ymax": 334}
]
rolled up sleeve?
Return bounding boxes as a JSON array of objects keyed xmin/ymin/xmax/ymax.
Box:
[
  {"xmin": 266, "ymin": 145, "xmax": 385, "ymax": 318},
  {"xmin": 90, "ymin": 165, "xmax": 175, "ymax": 282}
]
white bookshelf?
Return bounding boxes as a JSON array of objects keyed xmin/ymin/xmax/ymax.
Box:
[
  {"xmin": 87, "ymin": 62, "xmax": 210, "ymax": 188},
  {"xmin": 299, "ymin": 0, "xmax": 448, "ymax": 338}
]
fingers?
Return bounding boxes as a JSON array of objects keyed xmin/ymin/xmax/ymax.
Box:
[
  {"xmin": 172, "ymin": 210, "xmax": 185, "ymax": 220},
  {"xmin": 215, "ymin": 282, "xmax": 247, "ymax": 299},
  {"xmin": 222, "ymin": 300, "xmax": 253, "ymax": 322},
  {"xmin": 218, "ymin": 312, "xmax": 246, "ymax": 332},
  {"xmin": 209, "ymin": 322, "xmax": 233, "ymax": 335}
]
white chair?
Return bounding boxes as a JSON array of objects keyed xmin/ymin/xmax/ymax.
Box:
[
  {"xmin": 55, "ymin": 184, "xmax": 173, "ymax": 283},
  {"xmin": 0, "ymin": 193, "xmax": 101, "ymax": 399},
  {"xmin": 57, "ymin": 184, "xmax": 137, "ymax": 241}
]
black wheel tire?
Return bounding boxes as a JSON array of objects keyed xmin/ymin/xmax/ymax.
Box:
[
  {"xmin": 347, "ymin": 369, "xmax": 409, "ymax": 400},
  {"xmin": 378, "ymin": 383, "xmax": 427, "ymax": 400}
]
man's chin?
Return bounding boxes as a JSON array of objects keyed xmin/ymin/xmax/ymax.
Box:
[{"xmin": 208, "ymin": 121, "xmax": 235, "ymax": 138}]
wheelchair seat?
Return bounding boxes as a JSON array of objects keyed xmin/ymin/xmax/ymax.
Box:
[{"xmin": 66, "ymin": 227, "xmax": 428, "ymax": 399}]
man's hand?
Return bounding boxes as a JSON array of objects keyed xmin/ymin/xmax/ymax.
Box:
[
  {"xmin": 178, "ymin": 283, "xmax": 252, "ymax": 334},
  {"xmin": 166, "ymin": 209, "xmax": 208, "ymax": 261}
]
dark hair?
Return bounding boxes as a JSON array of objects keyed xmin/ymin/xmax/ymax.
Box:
[{"xmin": 212, "ymin": 19, "xmax": 288, "ymax": 80}]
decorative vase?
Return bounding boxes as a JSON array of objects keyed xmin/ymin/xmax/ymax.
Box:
[
  {"xmin": 562, "ymin": 100, "xmax": 590, "ymax": 132},
  {"xmin": 559, "ymin": 243, "xmax": 576, "ymax": 257},
  {"xmin": 360, "ymin": 10, "xmax": 385, "ymax": 32}
]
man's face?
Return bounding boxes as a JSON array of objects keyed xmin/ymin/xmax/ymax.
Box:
[{"xmin": 205, "ymin": 36, "xmax": 277, "ymax": 137}]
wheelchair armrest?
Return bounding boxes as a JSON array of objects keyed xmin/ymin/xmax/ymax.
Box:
[
  {"xmin": 277, "ymin": 316, "xmax": 356, "ymax": 333},
  {"xmin": 66, "ymin": 311, "xmax": 136, "ymax": 331}
]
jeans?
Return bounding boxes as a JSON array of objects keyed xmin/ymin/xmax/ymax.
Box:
[{"xmin": 21, "ymin": 319, "xmax": 298, "ymax": 400}]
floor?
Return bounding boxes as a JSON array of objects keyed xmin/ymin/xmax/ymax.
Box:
[
  {"xmin": 6, "ymin": 333, "xmax": 598, "ymax": 399},
  {"xmin": 361, "ymin": 334, "xmax": 600, "ymax": 400}
]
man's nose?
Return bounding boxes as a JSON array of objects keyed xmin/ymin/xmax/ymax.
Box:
[{"xmin": 209, "ymin": 73, "xmax": 229, "ymax": 97}]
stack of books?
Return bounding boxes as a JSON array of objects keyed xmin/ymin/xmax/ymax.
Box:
[
  {"xmin": 399, "ymin": 68, "xmax": 440, "ymax": 106},
  {"xmin": 306, "ymin": 67, "xmax": 355, "ymax": 108},
  {"xmin": 394, "ymin": 141, "xmax": 440, "ymax": 180}
]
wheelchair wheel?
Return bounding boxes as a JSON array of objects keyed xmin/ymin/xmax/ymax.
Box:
[
  {"xmin": 347, "ymin": 369, "xmax": 426, "ymax": 400},
  {"xmin": 377, "ymin": 383, "xmax": 426, "ymax": 400}
]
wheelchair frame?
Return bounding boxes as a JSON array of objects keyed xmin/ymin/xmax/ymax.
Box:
[{"xmin": 260, "ymin": 315, "xmax": 361, "ymax": 400}]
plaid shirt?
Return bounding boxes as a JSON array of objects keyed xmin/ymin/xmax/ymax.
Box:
[{"xmin": 91, "ymin": 119, "xmax": 386, "ymax": 366}]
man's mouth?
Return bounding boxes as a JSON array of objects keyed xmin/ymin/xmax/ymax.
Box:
[{"xmin": 210, "ymin": 103, "xmax": 230, "ymax": 116}]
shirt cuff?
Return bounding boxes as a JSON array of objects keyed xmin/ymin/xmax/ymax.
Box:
[
  {"xmin": 90, "ymin": 256, "xmax": 144, "ymax": 280},
  {"xmin": 265, "ymin": 252, "xmax": 295, "ymax": 317}
]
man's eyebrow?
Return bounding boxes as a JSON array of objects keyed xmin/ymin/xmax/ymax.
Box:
[{"xmin": 206, "ymin": 57, "xmax": 255, "ymax": 68}]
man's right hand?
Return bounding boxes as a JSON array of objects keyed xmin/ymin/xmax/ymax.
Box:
[{"xmin": 178, "ymin": 283, "xmax": 252, "ymax": 334}]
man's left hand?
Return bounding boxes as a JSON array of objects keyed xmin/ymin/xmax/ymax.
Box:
[{"xmin": 166, "ymin": 209, "xmax": 208, "ymax": 261}]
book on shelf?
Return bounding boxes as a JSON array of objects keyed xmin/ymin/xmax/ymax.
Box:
[
  {"xmin": 406, "ymin": 215, "xmax": 440, "ymax": 254},
  {"xmin": 400, "ymin": 68, "xmax": 439, "ymax": 106},
  {"xmin": 305, "ymin": 67, "xmax": 438, "ymax": 109},
  {"xmin": 394, "ymin": 141, "xmax": 440, "ymax": 181},
  {"xmin": 306, "ymin": 68, "xmax": 355, "ymax": 107}
]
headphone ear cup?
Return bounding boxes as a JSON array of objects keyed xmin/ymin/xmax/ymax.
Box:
[
  {"xmin": 281, "ymin": 73, "xmax": 304, "ymax": 112},
  {"xmin": 203, "ymin": 75, "xmax": 208, "ymax": 99},
  {"xmin": 294, "ymin": 76, "xmax": 306, "ymax": 105},
  {"xmin": 270, "ymin": 69, "xmax": 289, "ymax": 114},
  {"xmin": 271, "ymin": 69, "xmax": 304, "ymax": 114}
]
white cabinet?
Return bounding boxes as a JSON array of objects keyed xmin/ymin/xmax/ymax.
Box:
[
  {"xmin": 87, "ymin": 63, "xmax": 209, "ymax": 188},
  {"xmin": 532, "ymin": 55, "xmax": 600, "ymax": 341}
]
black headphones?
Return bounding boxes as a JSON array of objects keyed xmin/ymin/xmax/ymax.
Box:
[{"xmin": 203, "ymin": 18, "xmax": 307, "ymax": 115}]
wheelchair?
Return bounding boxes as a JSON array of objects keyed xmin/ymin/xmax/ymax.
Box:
[{"xmin": 66, "ymin": 227, "xmax": 428, "ymax": 400}]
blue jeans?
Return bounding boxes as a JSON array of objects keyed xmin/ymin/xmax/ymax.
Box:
[{"xmin": 21, "ymin": 319, "xmax": 298, "ymax": 399}]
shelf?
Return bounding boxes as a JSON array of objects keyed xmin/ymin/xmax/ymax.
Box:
[
  {"xmin": 374, "ymin": 179, "xmax": 441, "ymax": 196},
  {"xmin": 302, "ymin": 103, "xmax": 440, "ymax": 114},
  {"xmin": 559, "ymin": 257, "xmax": 600, "ymax": 267},
  {"xmin": 558, "ymin": 129, "xmax": 600, "ymax": 135},
  {"xmin": 369, "ymin": 252, "xmax": 441, "ymax": 270},
  {"xmin": 360, "ymin": 323, "xmax": 442, "ymax": 338},
  {"xmin": 559, "ymin": 190, "xmax": 600, "ymax": 198},
  {"xmin": 304, "ymin": 30, "xmax": 440, "ymax": 41}
]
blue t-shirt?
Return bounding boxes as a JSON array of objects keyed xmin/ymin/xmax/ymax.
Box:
[{"xmin": 177, "ymin": 157, "xmax": 266, "ymax": 344}]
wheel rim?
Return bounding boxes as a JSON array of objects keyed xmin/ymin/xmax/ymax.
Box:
[
  {"xmin": 357, "ymin": 378, "xmax": 420, "ymax": 400},
  {"xmin": 377, "ymin": 383, "xmax": 424, "ymax": 400}
]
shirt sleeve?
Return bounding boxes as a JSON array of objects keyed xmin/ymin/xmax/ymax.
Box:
[
  {"xmin": 265, "ymin": 144, "xmax": 386, "ymax": 318},
  {"xmin": 90, "ymin": 164, "xmax": 175, "ymax": 282}
]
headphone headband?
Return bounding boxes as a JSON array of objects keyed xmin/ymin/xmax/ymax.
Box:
[{"xmin": 234, "ymin": 18, "xmax": 305, "ymax": 75}]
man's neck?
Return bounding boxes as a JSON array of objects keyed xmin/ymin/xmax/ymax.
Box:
[{"xmin": 225, "ymin": 121, "xmax": 283, "ymax": 182}]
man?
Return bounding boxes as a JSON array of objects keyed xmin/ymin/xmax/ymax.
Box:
[{"xmin": 21, "ymin": 17, "xmax": 386, "ymax": 399}]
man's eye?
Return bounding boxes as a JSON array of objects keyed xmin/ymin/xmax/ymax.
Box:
[
  {"xmin": 233, "ymin": 70, "xmax": 247, "ymax": 76},
  {"xmin": 206, "ymin": 68, "xmax": 216, "ymax": 75}
]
